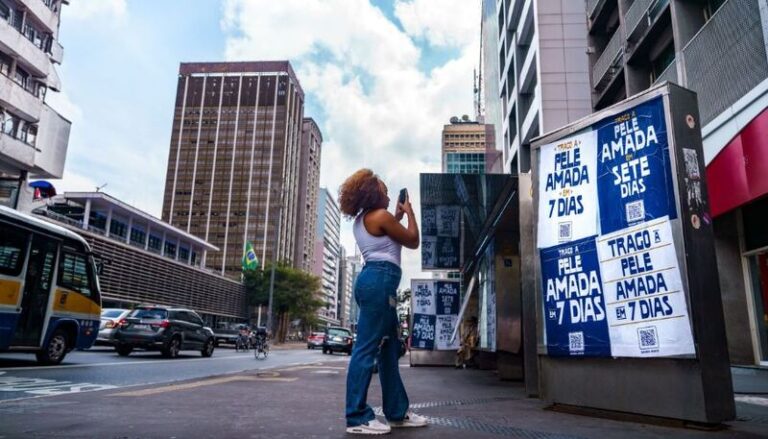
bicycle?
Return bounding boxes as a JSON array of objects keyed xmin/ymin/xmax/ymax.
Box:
[
  {"xmin": 253, "ymin": 337, "xmax": 269, "ymax": 360},
  {"xmin": 235, "ymin": 334, "xmax": 249, "ymax": 352}
]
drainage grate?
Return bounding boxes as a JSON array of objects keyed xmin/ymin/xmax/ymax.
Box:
[{"xmin": 373, "ymin": 398, "xmax": 585, "ymax": 439}]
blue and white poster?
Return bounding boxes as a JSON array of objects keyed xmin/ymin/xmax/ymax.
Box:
[
  {"xmin": 537, "ymin": 130, "xmax": 599, "ymax": 249},
  {"xmin": 537, "ymin": 95, "xmax": 696, "ymax": 358},
  {"xmin": 596, "ymin": 97, "xmax": 677, "ymax": 235},
  {"xmin": 596, "ymin": 217, "xmax": 694, "ymax": 357},
  {"xmin": 411, "ymin": 313, "xmax": 436, "ymax": 350},
  {"xmin": 411, "ymin": 279, "xmax": 461, "ymax": 351},
  {"xmin": 540, "ymin": 236, "xmax": 610, "ymax": 356},
  {"xmin": 436, "ymin": 281, "xmax": 460, "ymax": 315}
]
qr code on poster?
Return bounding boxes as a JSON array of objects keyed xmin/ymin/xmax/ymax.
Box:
[
  {"xmin": 558, "ymin": 222, "xmax": 572, "ymax": 242},
  {"xmin": 568, "ymin": 331, "xmax": 584, "ymax": 353},
  {"xmin": 638, "ymin": 326, "xmax": 659, "ymax": 349},
  {"xmin": 625, "ymin": 200, "xmax": 645, "ymax": 223}
]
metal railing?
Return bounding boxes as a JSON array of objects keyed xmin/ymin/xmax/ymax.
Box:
[
  {"xmin": 679, "ymin": 0, "xmax": 768, "ymax": 124},
  {"xmin": 592, "ymin": 28, "xmax": 624, "ymax": 89},
  {"xmin": 624, "ymin": 0, "xmax": 652, "ymax": 41},
  {"xmin": 587, "ymin": 0, "xmax": 603, "ymax": 19},
  {"xmin": 652, "ymin": 61, "xmax": 677, "ymax": 86}
]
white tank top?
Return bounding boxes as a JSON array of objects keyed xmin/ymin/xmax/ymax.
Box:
[{"xmin": 354, "ymin": 211, "xmax": 402, "ymax": 266}]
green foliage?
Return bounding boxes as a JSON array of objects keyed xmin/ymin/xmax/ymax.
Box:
[{"xmin": 243, "ymin": 262, "xmax": 324, "ymax": 328}]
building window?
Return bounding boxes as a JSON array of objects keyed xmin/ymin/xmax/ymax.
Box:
[
  {"xmin": 109, "ymin": 220, "xmax": 127, "ymax": 239},
  {"xmin": 0, "ymin": 51, "xmax": 11, "ymax": 76},
  {"xmin": 14, "ymin": 67, "xmax": 29, "ymax": 90},
  {"xmin": 164, "ymin": 241, "xmax": 177, "ymax": 259},
  {"xmin": 148, "ymin": 235, "xmax": 162, "ymax": 252},
  {"xmin": 0, "ymin": 1, "xmax": 9, "ymax": 21},
  {"xmin": 179, "ymin": 246, "xmax": 189, "ymax": 261},
  {"xmin": 21, "ymin": 124, "xmax": 36, "ymax": 146},
  {"xmin": 130, "ymin": 227, "xmax": 146, "ymax": 246},
  {"xmin": 650, "ymin": 42, "xmax": 675, "ymax": 82}
]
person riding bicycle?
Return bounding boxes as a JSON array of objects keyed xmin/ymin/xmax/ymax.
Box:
[
  {"xmin": 236, "ymin": 325, "xmax": 250, "ymax": 350},
  {"xmin": 253, "ymin": 326, "xmax": 268, "ymax": 346}
]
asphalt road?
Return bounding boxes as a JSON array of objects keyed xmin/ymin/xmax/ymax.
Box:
[{"xmin": 0, "ymin": 345, "xmax": 341, "ymax": 403}]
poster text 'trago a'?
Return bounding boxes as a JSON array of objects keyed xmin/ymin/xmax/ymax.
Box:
[
  {"xmin": 596, "ymin": 97, "xmax": 677, "ymax": 235},
  {"xmin": 596, "ymin": 217, "xmax": 695, "ymax": 357},
  {"xmin": 540, "ymin": 236, "xmax": 610, "ymax": 357}
]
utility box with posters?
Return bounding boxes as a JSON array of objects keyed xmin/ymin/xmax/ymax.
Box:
[
  {"xmin": 410, "ymin": 279, "xmax": 461, "ymax": 366},
  {"xmin": 530, "ymin": 84, "xmax": 735, "ymax": 424}
]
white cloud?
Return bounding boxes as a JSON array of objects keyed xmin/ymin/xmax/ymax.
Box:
[
  {"xmin": 394, "ymin": 0, "xmax": 480, "ymax": 48},
  {"xmin": 222, "ymin": 0, "xmax": 480, "ymax": 287},
  {"xmin": 62, "ymin": 0, "xmax": 127, "ymax": 21}
]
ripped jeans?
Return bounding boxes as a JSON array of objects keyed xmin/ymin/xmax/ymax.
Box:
[{"xmin": 345, "ymin": 260, "xmax": 409, "ymax": 427}]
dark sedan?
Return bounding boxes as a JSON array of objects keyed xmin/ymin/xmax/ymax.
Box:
[{"xmin": 322, "ymin": 327, "xmax": 353, "ymax": 355}]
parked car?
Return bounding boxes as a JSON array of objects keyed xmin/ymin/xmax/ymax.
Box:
[
  {"xmin": 112, "ymin": 305, "xmax": 215, "ymax": 358},
  {"xmin": 307, "ymin": 332, "xmax": 325, "ymax": 350},
  {"xmin": 322, "ymin": 327, "xmax": 354, "ymax": 355},
  {"xmin": 96, "ymin": 308, "xmax": 131, "ymax": 345},
  {"xmin": 213, "ymin": 323, "xmax": 250, "ymax": 347}
]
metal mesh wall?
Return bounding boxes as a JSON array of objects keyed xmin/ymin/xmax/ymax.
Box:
[{"xmin": 681, "ymin": 0, "xmax": 768, "ymax": 124}]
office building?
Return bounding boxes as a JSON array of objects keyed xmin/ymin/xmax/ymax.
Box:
[
  {"xmin": 0, "ymin": 0, "xmax": 70, "ymax": 210},
  {"xmin": 293, "ymin": 117, "xmax": 322, "ymax": 273},
  {"xmin": 442, "ymin": 116, "xmax": 499, "ymax": 174},
  {"xmin": 347, "ymin": 250, "xmax": 363, "ymax": 331},
  {"xmin": 34, "ymin": 191, "xmax": 246, "ymax": 324},
  {"xmin": 337, "ymin": 246, "xmax": 353, "ymax": 328},
  {"xmin": 483, "ymin": 0, "xmax": 592, "ymax": 173},
  {"xmin": 161, "ymin": 61, "xmax": 305, "ymax": 277},
  {"xmin": 313, "ymin": 187, "xmax": 341, "ymax": 325},
  {"xmin": 586, "ymin": 0, "xmax": 768, "ymax": 366}
]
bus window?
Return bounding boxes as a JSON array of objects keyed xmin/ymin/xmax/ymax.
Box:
[
  {"xmin": 58, "ymin": 252, "xmax": 93, "ymax": 297},
  {"xmin": 0, "ymin": 224, "xmax": 28, "ymax": 276}
]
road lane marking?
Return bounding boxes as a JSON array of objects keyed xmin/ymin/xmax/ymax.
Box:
[
  {"xmin": 110, "ymin": 374, "xmax": 296, "ymax": 397},
  {"xmin": 0, "ymin": 375, "xmax": 116, "ymax": 397},
  {"xmin": 735, "ymin": 395, "xmax": 768, "ymax": 407},
  {"xmin": 0, "ymin": 352, "xmax": 268, "ymax": 371}
]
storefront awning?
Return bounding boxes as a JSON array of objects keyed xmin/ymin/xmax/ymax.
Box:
[{"xmin": 707, "ymin": 108, "xmax": 768, "ymax": 217}]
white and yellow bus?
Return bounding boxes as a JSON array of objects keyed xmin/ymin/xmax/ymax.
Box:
[{"xmin": 0, "ymin": 205, "xmax": 102, "ymax": 364}]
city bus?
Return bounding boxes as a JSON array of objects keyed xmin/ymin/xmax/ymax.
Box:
[{"xmin": 0, "ymin": 205, "xmax": 102, "ymax": 364}]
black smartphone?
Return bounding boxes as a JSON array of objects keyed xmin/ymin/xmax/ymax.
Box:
[{"xmin": 398, "ymin": 188, "xmax": 408, "ymax": 204}]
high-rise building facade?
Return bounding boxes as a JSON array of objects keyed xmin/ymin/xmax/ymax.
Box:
[
  {"xmin": 442, "ymin": 117, "xmax": 498, "ymax": 174},
  {"xmin": 586, "ymin": 0, "xmax": 768, "ymax": 366},
  {"xmin": 161, "ymin": 62, "xmax": 305, "ymax": 277},
  {"xmin": 293, "ymin": 117, "xmax": 322, "ymax": 273},
  {"xmin": 0, "ymin": 0, "xmax": 70, "ymax": 210},
  {"xmin": 347, "ymin": 250, "xmax": 363, "ymax": 331},
  {"xmin": 313, "ymin": 187, "xmax": 341, "ymax": 325},
  {"xmin": 337, "ymin": 245, "xmax": 353, "ymax": 328},
  {"xmin": 483, "ymin": 0, "xmax": 592, "ymax": 174}
]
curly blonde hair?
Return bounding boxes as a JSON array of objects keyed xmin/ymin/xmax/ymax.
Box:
[{"xmin": 338, "ymin": 169, "xmax": 388, "ymax": 218}]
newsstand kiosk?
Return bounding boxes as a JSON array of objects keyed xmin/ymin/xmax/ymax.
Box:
[{"xmin": 526, "ymin": 83, "xmax": 735, "ymax": 424}]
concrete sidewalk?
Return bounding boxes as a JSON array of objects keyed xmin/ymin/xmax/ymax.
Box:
[{"xmin": 2, "ymin": 356, "xmax": 768, "ymax": 438}]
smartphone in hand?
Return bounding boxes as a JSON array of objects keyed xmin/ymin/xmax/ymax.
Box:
[{"xmin": 398, "ymin": 188, "xmax": 408, "ymax": 205}]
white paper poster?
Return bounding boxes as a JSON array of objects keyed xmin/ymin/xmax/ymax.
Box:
[
  {"xmin": 412, "ymin": 280, "xmax": 436, "ymax": 315},
  {"xmin": 596, "ymin": 217, "xmax": 695, "ymax": 357},
  {"xmin": 436, "ymin": 315, "xmax": 460, "ymax": 350},
  {"xmin": 537, "ymin": 130, "xmax": 599, "ymax": 249}
]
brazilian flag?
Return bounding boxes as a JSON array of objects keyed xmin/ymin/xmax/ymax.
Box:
[{"xmin": 242, "ymin": 241, "xmax": 259, "ymax": 271}]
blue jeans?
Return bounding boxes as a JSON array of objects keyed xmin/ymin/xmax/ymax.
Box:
[{"xmin": 345, "ymin": 261, "xmax": 409, "ymax": 427}]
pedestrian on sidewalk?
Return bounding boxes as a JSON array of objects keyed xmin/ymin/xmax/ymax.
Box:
[{"xmin": 339, "ymin": 169, "xmax": 429, "ymax": 435}]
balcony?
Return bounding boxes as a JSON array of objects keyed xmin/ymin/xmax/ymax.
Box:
[
  {"xmin": 592, "ymin": 28, "xmax": 624, "ymax": 91},
  {"xmin": 18, "ymin": 0, "xmax": 58, "ymax": 33},
  {"xmin": 678, "ymin": 0, "xmax": 768, "ymax": 124},
  {"xmin": 50, "ymin": 40, "xmax": 63, "ymax": 64},
  {"xmin": 0, "ymin": 131, "xmax": 35, "ymax": 169},
  {"xmin": 0, "ymin": 74, "xmax": 42, "ymax": 121},
  {"xmin": 30, "ymin": 103, "xmax": 70, "ymax": 178},
  {"xmin": 652, "ymin": 60, "xmax": 677, "ymax": 86},
  {"xmin": 0, "ymin": 17, "xmax": 50, "ymax": 77},
  {"xmin": 625, "ymin": 0, "xmax": 669, "ymax": 43}
]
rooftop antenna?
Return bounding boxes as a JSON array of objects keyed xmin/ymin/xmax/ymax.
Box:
[{"xmin": 96, "ymin": 183, "xmax": 108, "ymax": 192}]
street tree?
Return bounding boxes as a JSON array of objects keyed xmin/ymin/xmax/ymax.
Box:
[{"xmin": 243, "ymin": 263, "xmax": 323, "ymax": 343}]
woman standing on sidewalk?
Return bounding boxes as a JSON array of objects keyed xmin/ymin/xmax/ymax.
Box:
[{"xmin": 339, "ymin": 169, "xmax": 428, "ymax": 435}]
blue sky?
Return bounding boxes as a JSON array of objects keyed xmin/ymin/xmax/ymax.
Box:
[{"xmin": 49, "ymin": 0, "xmax": 481, "ymax": 287}]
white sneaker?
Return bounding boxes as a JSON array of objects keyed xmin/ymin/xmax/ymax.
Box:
[
  {"xmin": 389, "ymin": 411, "xmax": 428, "ymax": 428},
  {"xmin": 346, "ymin": 419, "xmax": 391, "ymax": 435}
]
